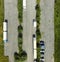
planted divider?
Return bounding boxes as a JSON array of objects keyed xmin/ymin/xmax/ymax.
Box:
[
  {"xmin": 14, "ymin": 0, "xmax": 27, "ymax": 62},
  {"xmin": 36, "ymin": 0, "xmax": 41, "ymax": 62}
]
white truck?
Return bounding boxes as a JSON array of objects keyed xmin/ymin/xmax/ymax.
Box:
[
  {"xmin": 3, "ymin": 20, "xmax": 8, "ymax": 43},
  {"xmin": 3, "ymin": 20, "xmax": 8, "ymax": 32},
  {"xmin": 3, "ymin": 32, "xmax": 8, "ymax": 43},
  {"xmin": 23, "ymin": 0, "xmax": 26, "ymax": 9},
  {"xmin": 33, "ymin": 34, "xmax": 37, "ymax": 62}
]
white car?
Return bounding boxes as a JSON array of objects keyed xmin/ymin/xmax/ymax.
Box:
[
  {"xmin": 33, "ymin": 19, "xmax": 36, "ymax": 27},
  {"xmin": 40, "ymin": 56, "xmax": 45, "ymax": 62},
  {"xmin": 40, "ymin": 49, "xmax": 45, "ymax": 53}
]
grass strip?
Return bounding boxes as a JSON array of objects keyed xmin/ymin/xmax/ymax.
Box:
[
  {"xmin": 54, "ymin": 0, "xmax": 60, "ymax": 62},
  {"xmin": 0, "ymin": 0, "xmax": 9, "ymax": 62}
]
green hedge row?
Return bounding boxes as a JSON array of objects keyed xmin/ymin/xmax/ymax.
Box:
[
  {"xmin": 36, "ymin": 0, "xmax": 41, "ymax": 62},
  {"xmin": 18, "ymin": 0, "xmax": 23, "ymax": 23},
  {"xmin": 14, "ymin": 0, "xmax": 27, "ymax": 62}
]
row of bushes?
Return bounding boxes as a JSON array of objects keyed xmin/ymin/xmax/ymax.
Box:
[
  {"xmin": 36, "ymin": 0, "xmax": 41, "ymax": 62},
  {"xmin": 18, "ymin": 0, "xmax": 23, "ymax": 23},
  {"xmin": 14, "ymin": 25, "xmax": 27, "ymax": 62},
  {"xmin": 54, "ymin": 0, "xmax": 60, "ymax": 62},
  {"xmin": 14, "ymin": 0, "xmax": 27, "ymax": 62}
]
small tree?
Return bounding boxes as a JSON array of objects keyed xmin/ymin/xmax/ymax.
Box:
[
  {"xmin": 20, "ymin": 51, "xmax": 27, "ymax": 60},
  {"xmin": 18, "ymin": 33, "xmax": 22, "ymax": 38},
  {"xmin": 18, "ymin": 25, "xmax": 23, "ymax": 33},
  {"xmin": 35, "ymin": 4, "xmax": 40, "ymax": 10},
  {"xmin": 36, "ymin": 28, "xmax": 41, "ymax": 37},
  {"xmin": 14, "ymin": 52, "xmax": 20, "ymax": 60}
]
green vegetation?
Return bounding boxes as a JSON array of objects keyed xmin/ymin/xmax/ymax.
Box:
[
  {"xmin": 54, "ymin": 0, "xmax": 60, "ymax": 62},
  {"xmin": 36, "ymin": 0, "xmax": 41, "ymax": 62},
  {"xmin": 0, "ymin": 0, "xmax": 9, "ymax": 62},
  {"xmin": 18, "ymin": 0, "xmax": 23, "ymax": 23},
  {"xmin": 14, "ymin": 0, "xmax": 27, "ymax": 62}
]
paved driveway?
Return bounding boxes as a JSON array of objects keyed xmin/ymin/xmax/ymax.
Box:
[
  {"xmin": 4, "ymin": 0, "xmax": 19, "ymax": 62},
  {"xmin": 40, "ymin": 0, "xmax": 54, "ymax": 62},
  {"xmin": 23, "ymin": 0, "xmax": 36, "ymax": 62}
]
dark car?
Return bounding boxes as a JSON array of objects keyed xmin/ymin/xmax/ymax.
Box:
[
  {"xmin": 40, "ymin": 40, "xmax": 44, "ymax": 45},
  {"xmin": 40, "ymin": 52, "xmax": 44, "ymax": 55},
  {"xmin": 41, "ymin": 49, "xmax": 45, "ymax": 51},
  {"xmin": 40, "ymin": 49, "xmax": 45, "ymax": 53},
  {"xmin": 40, "ymin": 40, "xmax": 45, "ymax": 49},
  {"xmin": 40, "ymin": 56, "xmax": 45, "ymax": 62}
]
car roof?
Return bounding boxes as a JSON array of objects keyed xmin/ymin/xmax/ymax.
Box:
[
  {"xmin": 40, "ymin": 52, "xmax": 44, "ymax": 54},
  {"xmin": 40, "ymin": 40, "xmax": 44, "ymax": 43}
]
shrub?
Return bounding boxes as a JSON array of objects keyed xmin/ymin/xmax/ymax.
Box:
[
  {"xmin": 35, "ymin": 4, "xmax": 40, "ymax": 10},
  {"xmin": 14, "ymin": 52, "xmax": 20, "ymax": 60},
  {"xmin": 18, "ymin": 38, "xmax": 22, "ymax": 44},
  {"xmin": 18, "ymin": 33, "xmax": 23, "ymax": 38},
  {"xmin": 36, "ymin": 28, "xmax": 41, "ymax": 38},
  {"xmin": 37, "ymin": 43, "xmax": 40, "ymax": 47},
  {"xmin": 21, "ymin": 51, "xmax": 27, "ymax": 57},
  {"xmin": 18, "ymin": 25, "xmax": 23, "ymax": 33}
]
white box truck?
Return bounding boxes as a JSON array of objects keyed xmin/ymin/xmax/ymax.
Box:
[
  {"xmin": 3, "ymin": 32, "xmax": 8, "ymax": 43},
  {"xmin": 34, "ymin": 50, "xmax": 37, "ymax": 61},
  {"xmin": 3, "ymin": 20, "xmax": 8, "ymax": 32},
  {"xmin": 3, "ymin": 20, "xmax": 8, "ymax": 43},
  {"xmin": 33, "ymin": 34, "xmax": 37, "ymax": 62},
  {"xmin": 33, "ymin": 36, "xmax": 36, "ymax": 50},
  {"xmin": 23, "ymin": 0, "xmax": 26, "ymax": 9}
]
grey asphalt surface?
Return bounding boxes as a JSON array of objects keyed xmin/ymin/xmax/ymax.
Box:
[
  {"xmin": 23, "ymin": 0, "xmax": 36, "ymax": 62},
  {"xmin": 4, "ymin": 0, "xmax": 19, "ymax": 62},
  {"xmin": 40, "ymin": 0, "xmax": 54, "ymax": 62}
]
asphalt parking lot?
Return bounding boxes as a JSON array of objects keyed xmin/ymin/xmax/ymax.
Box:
[
  {"xmin": 4, "ymin": 0, "xmax": 19, "ymax": 62},
  {"xmin": 23, "ymin": 0, "xmax": 36, "ymax": 62},
  {"xmin": 40, "ymin": 0, "xmax": 54, "ymax": 62},
  {"xmin": 4, "ymin": 0, "xmax": 54, "ymax": 62}
]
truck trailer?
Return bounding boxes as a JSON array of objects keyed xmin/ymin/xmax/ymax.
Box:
[
  {"xmin": 3, "ymin": 32, "xmax": 8, "ymax": 43},
  {"xmin": 3, "ymin": 21, "xmax": 8, "ymax": 32},
  {"xmin": 23, "ymin": 0, "xmax": 26, "ymax": 9},
  {"xmin": 33, "ymin": 34, "xmax": 37, "ymax": 62},
  {"xmin": 3, "ymin": 20, "xmax": 8, "ymax": 43}
]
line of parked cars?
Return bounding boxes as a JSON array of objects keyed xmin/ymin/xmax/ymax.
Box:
[
  {"xmin": 40, "ymin": 40, "xmax": 45, "ymax": 62},
  {"xmin": 33, "ymin": 19, "xmax": 45, "ymax": 62}
]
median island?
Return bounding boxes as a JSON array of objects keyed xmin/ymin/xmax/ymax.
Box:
[{"xmin": 14, "ymin": 0, "xmax": 27, "ymax": 62}]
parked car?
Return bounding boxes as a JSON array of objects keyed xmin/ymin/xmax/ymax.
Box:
[
  {"xmin": 33, "ymin": 34, "xmax": 37, "ymax": 62},
  {"xmin": 40, "ymin": 49, "xmax": 45, "ymax": 53},
  {"xmin": 40, "ymin": 40, "xmax": 45, "ymax": 50},
  {"xmin": 40, "ymin": 56, "xmax": 45, "ymax": 62},
  {"xmin": 40, "ymin": 40, "xmax": 44, "ymax": 45},
  {"xmin": 40, "ymin": 60, "xmax": 44, "ymax": 62},
  {"xmin": 40, "ymin": 52, "xmax": 44, "ymax": 55}
]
